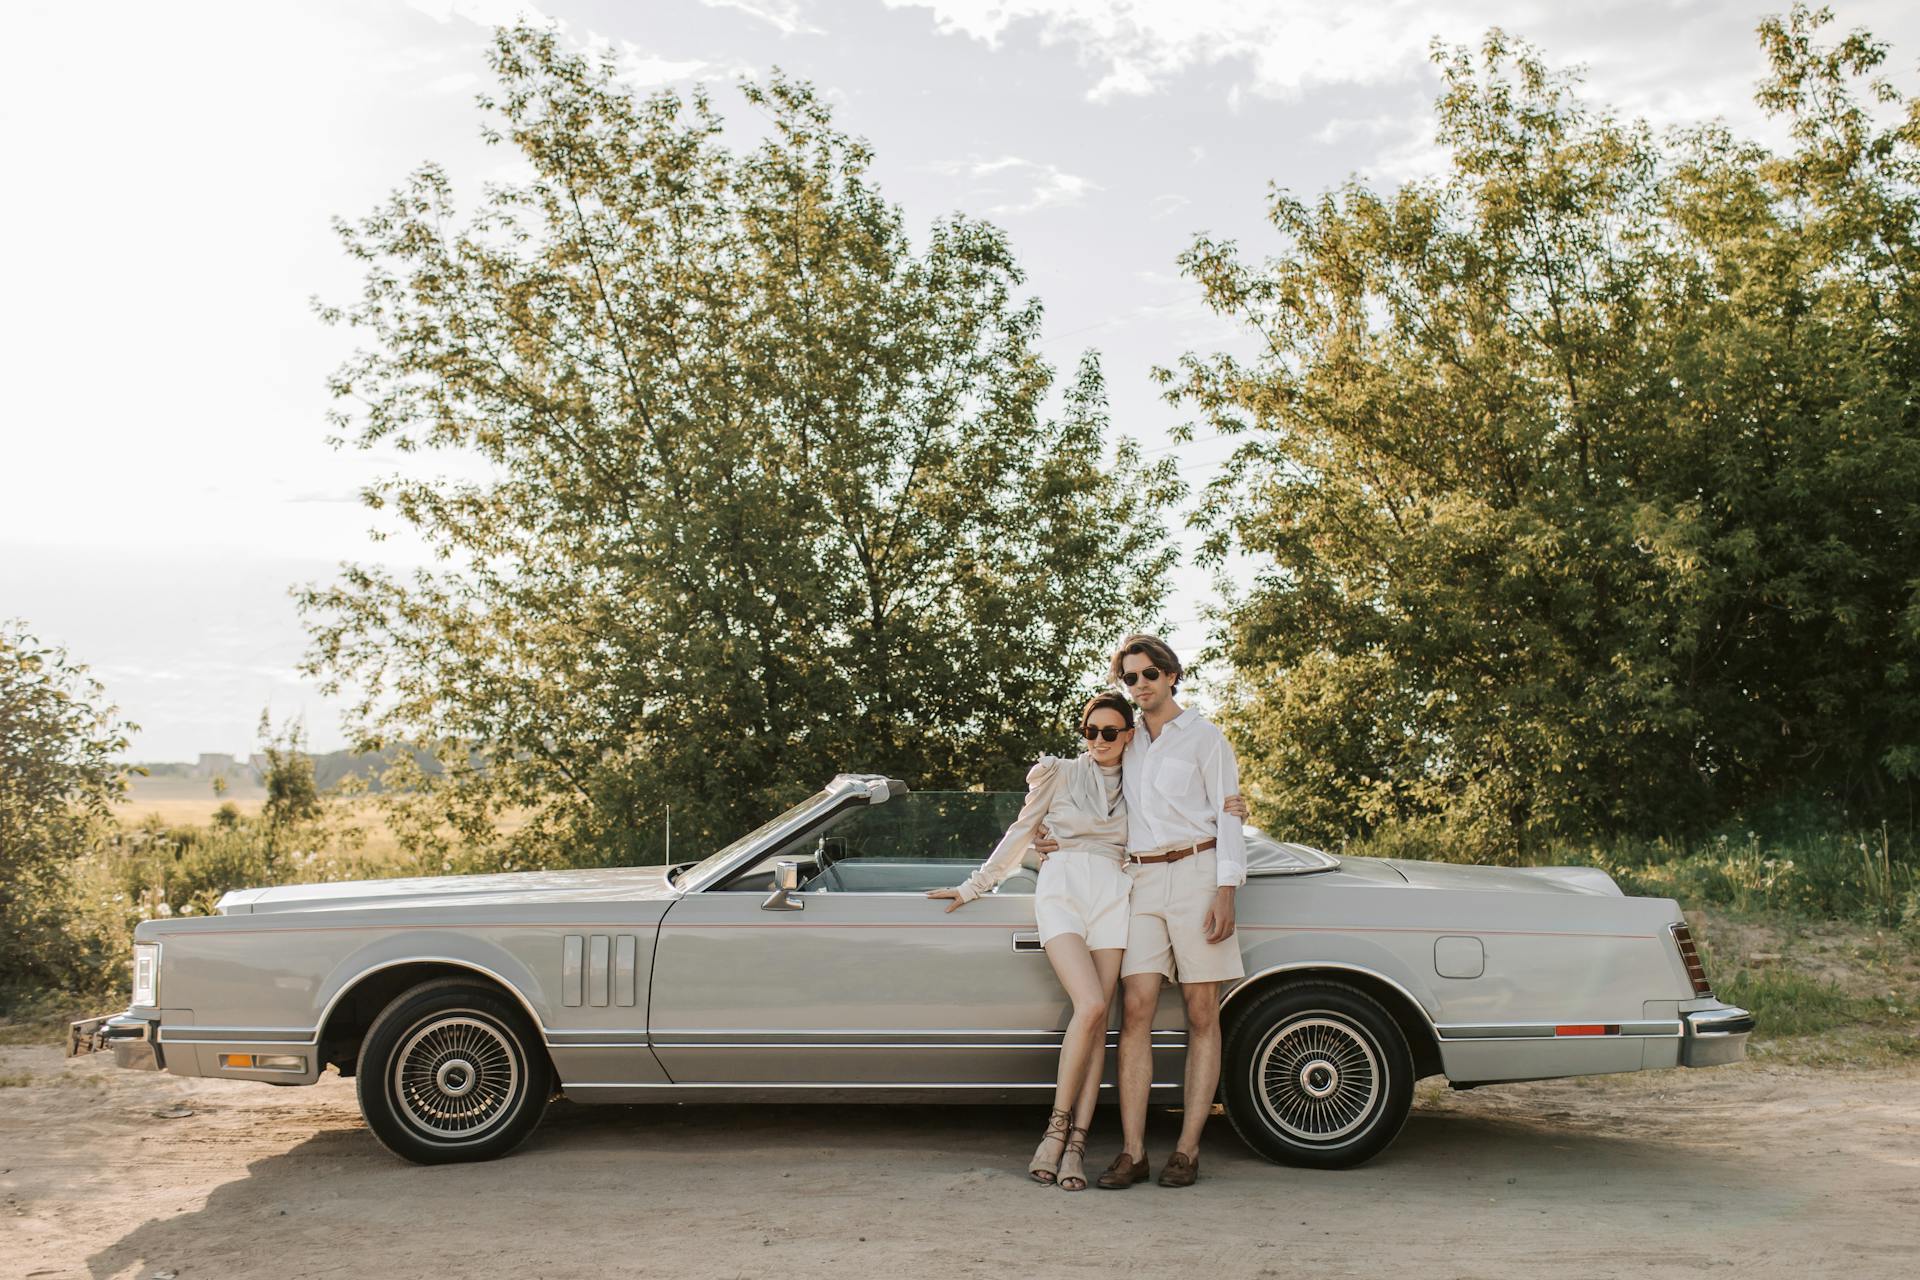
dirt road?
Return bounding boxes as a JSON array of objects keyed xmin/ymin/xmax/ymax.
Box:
[{"xmin": 2, "ymin": 1044, "xmax": 1914, "ymax": 1279}]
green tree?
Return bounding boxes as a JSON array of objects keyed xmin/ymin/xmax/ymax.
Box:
[
  {"xmin": 258, "ymin": 711, "xmax": 321, "ymax": 829},
  {"xmin": 1169, "ymin": 5, "xmax": 1920, "ymax": 857},
  {"xmin": 300, "ymin": 27, "xmax": 1175, "ymax": 871},
  {"xmin": 0, "ymin": 621, "xmax": 133, "ymax": 1001}
]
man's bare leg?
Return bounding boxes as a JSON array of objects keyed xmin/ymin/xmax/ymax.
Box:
[
  {"xmin": 1175, "ymin": 980, "xmax": 1222, "ymax": 1157},
  {"xmin": 1117, "ymin": 973, "xmax": 1162, "ymax": 1159}
]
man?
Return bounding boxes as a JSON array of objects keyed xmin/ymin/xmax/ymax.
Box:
[{"xmin": 1050, "ymin": 633, "xmax": 1246, "ymax": 1189}]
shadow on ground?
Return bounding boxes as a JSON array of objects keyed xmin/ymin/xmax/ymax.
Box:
[{"xmin": 87, "ymin": 1099, "xmax": 1783, "ymax": 1279}]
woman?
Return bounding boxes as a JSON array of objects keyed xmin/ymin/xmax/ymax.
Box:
[{"xmin": 928, "ymin": 692, "xmax": 1246, "ymax": 1190}]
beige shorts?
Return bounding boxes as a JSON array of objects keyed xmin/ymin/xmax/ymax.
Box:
[
  {"xmin": 1035, "ymin": 850, "xmax": 1132, "ymax": 951},
  {"xmin": 1120, "ymin": 849, "xmax": 1246, "ymax": 985}
]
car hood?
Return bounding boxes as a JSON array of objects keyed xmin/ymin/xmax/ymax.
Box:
[
  {"xmin": 1380, "ymin": 860, "xmax": 1624, "ymax": 896},
  {"xmin": 217, "ymin": 865, "xmax": 679, "ymax": 915}
]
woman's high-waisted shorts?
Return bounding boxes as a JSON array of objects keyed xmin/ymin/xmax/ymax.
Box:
[{"xmin": 1035, "ymin": 848, "xmax": 1132, "ymax": 950}]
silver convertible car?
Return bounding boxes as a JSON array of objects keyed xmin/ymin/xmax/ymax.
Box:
[{"xmin": 71, "ymin": 774, "xmax": 1753, "ymax": 1168}]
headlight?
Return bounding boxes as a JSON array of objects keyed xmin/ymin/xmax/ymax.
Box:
[{"xmin": 132, "ymin": 943, "xmax": 160, "ymax": 1006}]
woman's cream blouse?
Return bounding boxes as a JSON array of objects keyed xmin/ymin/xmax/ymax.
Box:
[{"xmin": 951, "ymin": 753, "xmax": 1127, "ymax": 903}]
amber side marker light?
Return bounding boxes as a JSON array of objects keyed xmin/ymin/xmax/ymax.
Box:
[
  {"xmin": 1554, "ymin": 1025, "xmax": 1617, "ymax": 1036},
  {"xmin": 1669, "ymin": 921, "xmax": 1714, "ymax": 996},
  {"xmin": 221, "ymin": 1054, "xmax": 305, "ymax": 1071}
]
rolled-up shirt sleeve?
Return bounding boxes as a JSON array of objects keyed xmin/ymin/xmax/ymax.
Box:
[
  {"xmin": 956, "ymin": 757, "xmax": 1060, "ymax": 901},
  {"xmin": 1203, "ymin": 734, "xmax": 1246, "ymax": 887}
]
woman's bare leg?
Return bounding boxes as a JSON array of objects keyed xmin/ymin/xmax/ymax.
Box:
[
  {"xmin": 1044, "ymin": 936, "xmax": 1117, "ymax": 1190},
  {"xmin": 1044, "ymin": 935, "xmax": 1110, "ymax": 1115},
  {"xmin": 1071, "ymin": 948, "xmax": 1124, "ymax": 1125},
  {"xmin": 1054, "ymin": 947, "xmax": 1124, "ymax": 1189}
]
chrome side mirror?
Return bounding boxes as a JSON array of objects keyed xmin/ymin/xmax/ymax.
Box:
[{"xmin": 761, "ymin": 860, "xmax": 805, "ymax": 912}]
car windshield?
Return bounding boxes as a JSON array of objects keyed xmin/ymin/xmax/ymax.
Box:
[
  {"xmin": 715, "ymin": 790, "xmax": 1027, "ymax": 890},
  {"xmin": 1244, "ymin": 829, "xmax": 1340, "ymax": 874},
  {"xmin": 672, "ymin": 787, "xmax": 838, "ymax": 887}
]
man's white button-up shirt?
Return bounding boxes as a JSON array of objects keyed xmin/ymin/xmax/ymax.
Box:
[{"xmin": 1120, "ymin": 707, "xmax": 1246, "ymax": 887}]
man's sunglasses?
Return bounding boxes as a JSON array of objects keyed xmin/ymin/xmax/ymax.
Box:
[
  {"xmin": 1081, "ymin": 724, "xmax": 1127, "ymax": 742},
  {"xmin": 1119, "ymin": 667, "xmax": 1165, "ymax": 686}
]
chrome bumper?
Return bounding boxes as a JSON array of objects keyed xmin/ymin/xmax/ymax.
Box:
[
  {"xmin": 1680, "ymin": 1003, "xmax": 1754, "ymax": 1068},
  {"xmin": 67, "ymin": 1012, "xmax": 163, "ymax": 1071}
]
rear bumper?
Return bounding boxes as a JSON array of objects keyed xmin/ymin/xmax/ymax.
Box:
[
  {"xmin": 1680, "ymin": 1003, "xmax": 1754, "ymax": 1068},
  {"xmin": 68, "ymin": 1012, "xmax": 163, "ymax": 1071}
]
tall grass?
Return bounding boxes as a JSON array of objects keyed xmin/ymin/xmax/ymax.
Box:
[{"xmin": 2, "ymin": 809, "xmax": 410, "ymax": 1014}]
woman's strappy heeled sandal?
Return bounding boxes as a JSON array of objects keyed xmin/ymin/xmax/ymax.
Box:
[
  {"xmin": 1029, "ymin": 1107, "xmax": 1072, "ymax": 1185},
  {"xmin": 1057, "ymin": 1125, "xmax": 1091, "ymax": 1191}
]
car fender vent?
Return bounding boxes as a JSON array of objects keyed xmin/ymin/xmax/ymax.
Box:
[{"xmin": 563, "ymin": 935, "xmax": 639, "ymax": 1008}]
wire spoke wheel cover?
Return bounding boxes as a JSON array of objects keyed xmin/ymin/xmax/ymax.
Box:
[
  {"xmin": 1254, "ymin": 1014, "xmax": 1383, "ymax": 1144},
  {"xmin": 391, "ymin": 1013, "xmax": 522, "ymax": 1141}
]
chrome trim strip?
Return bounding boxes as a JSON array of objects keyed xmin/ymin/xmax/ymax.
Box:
[
  {"xmin": 156, "ymin": 1024, "xmax": 313, "ymax": 1039},
  {"xmin": 161, "ymin": 1032, "xmax": 323, "ymax": 1047},
  {"xmin": 649, "ymin": 1032, "xmax": 1186, "ymax": 1050},
  {"xmin": 1435, "ymin": 1033, "xmax": 1682, "ymax": 1044},
  {"xmin": 646, "ymin": 1028, "xmax": 1187, "ymax": 1042},
  {"xmin": 1434, "ymin": 1020, "xmax": 1683, "ymax": 1040},
  {"xmin": 545, "ymin": 1029, "xmax": 650, "ymax": 1045},
  {"xmin": 656, "ymin": 1042, "xmax": 1079, "ymax": 1051},
  {"xmin": 563, "ymin": 1080, "xmax": 1189, "ymax": 1092}
]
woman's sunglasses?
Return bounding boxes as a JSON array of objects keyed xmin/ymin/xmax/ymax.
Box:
[
  {"xmin": 1081, "ymin": 724, "xmax": 1127, "ymax": 742},
  {"xmin": 1119, "ymin": 667, "xmax": 1164, "ymax": 686}
]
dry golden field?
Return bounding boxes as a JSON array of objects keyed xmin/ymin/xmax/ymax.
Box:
[{"xmin": 116, "ymin": 774, "xmax": 267, "ymax": 824}]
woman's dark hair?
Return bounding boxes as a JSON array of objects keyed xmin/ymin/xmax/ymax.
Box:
[{"xmin": 1080, "ymin": 690, "xmax": 1135, "ymax": 731}]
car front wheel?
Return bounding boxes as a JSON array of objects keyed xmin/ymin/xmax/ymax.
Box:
[
  {"xmin": 1222, "ymin": 980, "xmax": 1414, "ymax": 1169},
  {"xmin": 356, "ymin": 977, "xmax": 550, "ymax": 1165}
]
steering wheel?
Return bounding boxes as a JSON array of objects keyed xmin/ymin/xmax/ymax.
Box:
[{"xmin": 812, "ymin": 834, "xmax": 850, "ymax": 872}]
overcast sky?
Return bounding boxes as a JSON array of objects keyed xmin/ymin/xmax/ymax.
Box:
[{"xmin": 5, "ymin": 0, "xmax": 1918, "ymax": 760}]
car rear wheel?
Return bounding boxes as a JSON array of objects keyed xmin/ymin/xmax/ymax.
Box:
[
  {"xmin": 356, "ymin": 977, "xmax": 550, "ymax": 1165},
  {"xmin": 1222, "ymin": 981, "xmax": 1414, "ymax": 1169}
]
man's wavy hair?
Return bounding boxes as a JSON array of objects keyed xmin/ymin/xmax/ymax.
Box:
[{"xmin": 1108, "ymin": 633, "xmax": 1182, "ymax": 695}]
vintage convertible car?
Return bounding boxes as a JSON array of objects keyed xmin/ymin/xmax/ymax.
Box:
[{"xmin": 70, "ymin": 774, "xmax": 1752, "ymax": 1168}]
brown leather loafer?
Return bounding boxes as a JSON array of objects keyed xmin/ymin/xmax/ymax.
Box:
[
  {"xmin": 1157, "ymin": 1151, "xmax": 1199, "ymax": 1187},
  {"xmin": 1095, "ymin": 1151, "xmax": 1150, "ymax": 1189}
]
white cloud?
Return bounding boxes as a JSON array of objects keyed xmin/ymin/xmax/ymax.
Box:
[
  {"xmin": 931, "ymin": 155, "xmax": 1100, "ymax": 215},
  {"xmin": 884, "ymin": 0, "xmax": 1520, "ymax": 101},
  {"xmin": 406, "ymin": 0, "xmax": 557, "ymax": 27},
  {"xmin": 409, "ymin": 0, "xmax": 741, "ymax": 89},
  {"xmin": 883, "ymin": 0, "xmax": 1920, "ymax": 140},
  {"xmin": 1147, "ymin": 194, "xmax": 1191, "ymax": 221},
  {"xmin": 426, "ymin": 70, "xmax": 483, "ymax": 94},
  {"xmin": 605, "ymin": 45, "xmax": 727, "ymax": 87},
  {"xmin": 701, "ymin": 0, "xmax": 824, "ymax": 36}
]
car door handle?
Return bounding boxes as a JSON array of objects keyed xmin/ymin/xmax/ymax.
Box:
[{"xmin": 1011, "ymin": 931, "xmax": 1045, "ymax": 954}]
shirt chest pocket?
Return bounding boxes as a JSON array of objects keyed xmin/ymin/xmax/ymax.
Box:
[{"xmin": 1152, "ymin": 756, "xmax": 1201, "ymax": 802}]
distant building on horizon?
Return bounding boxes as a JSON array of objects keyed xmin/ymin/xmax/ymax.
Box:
[
  {"xmin": 191, "ymin": 752, "xmax": 264, "ymax": 781},
  {"xmin": 190, "ymin": 752, "xmax": 237, "ymax": 778}
]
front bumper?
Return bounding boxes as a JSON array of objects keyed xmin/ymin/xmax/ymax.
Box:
[
  {"xmin": 1680, "ymin": 1002, "xmax": 1755, "ymax": 1068},
  {"xmin": 67, "ymin": 1012, "xmax": 163, "ymax": 1071}
]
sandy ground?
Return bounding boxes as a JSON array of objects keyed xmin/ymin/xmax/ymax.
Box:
[{"xmin": 2, "ymin": 1045, "xmax": 1915, "ymax": 1280}]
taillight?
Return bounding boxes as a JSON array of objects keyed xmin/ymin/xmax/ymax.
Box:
[{"xmin": 1669, "ymin": 922, "xmax": 1712, "ymax": 996}]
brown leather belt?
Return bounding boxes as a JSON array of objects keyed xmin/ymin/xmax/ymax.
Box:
[{"xmin": 1127, "ymin": 838, "xmax": 1216, "ymax": 865}]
